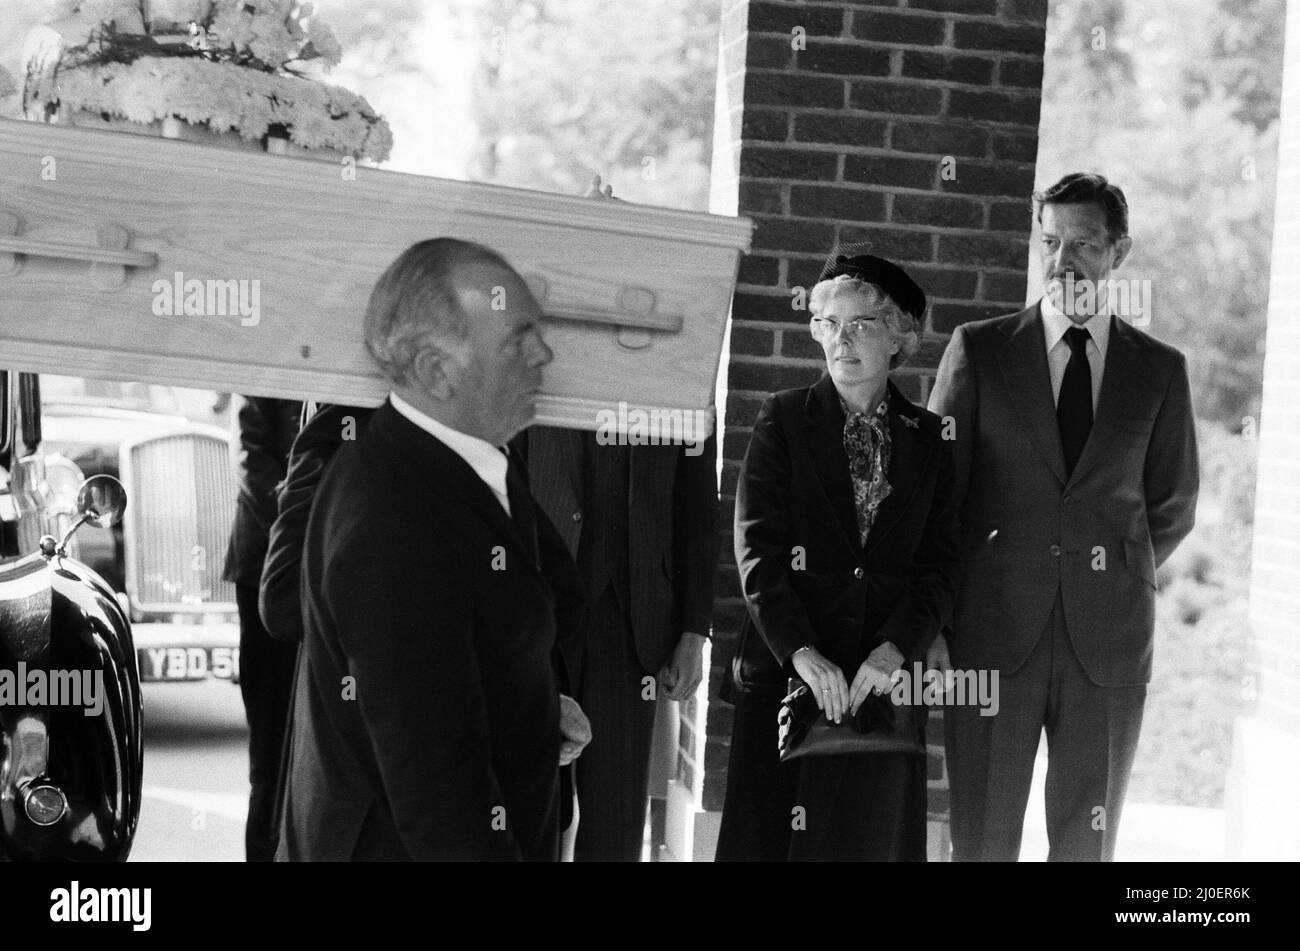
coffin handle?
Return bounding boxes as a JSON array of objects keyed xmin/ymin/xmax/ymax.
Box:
[
  {"xmin": 528, "ymin": 277, "xmax": 684, "ymax": 350},
  {"xmin": 0, "ymin": 213, "xmax": 157, "ymax": 286}
]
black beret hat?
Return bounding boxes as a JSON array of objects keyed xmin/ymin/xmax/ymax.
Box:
[{"xmin": 817, "ymin": 253, "xmax": 927, "ymax": 323}]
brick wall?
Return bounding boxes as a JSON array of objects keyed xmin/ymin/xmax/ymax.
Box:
[
  {"xmin": 1227, "ymin": 0, "xmax": 1300, "ymax": 860},
  {"xmin": 701, "ymin": 0, "xmax": 1049, "ymax": 858}
]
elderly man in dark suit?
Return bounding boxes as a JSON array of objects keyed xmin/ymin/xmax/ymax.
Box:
[
  {"xmin": 276, "ymin": 237, "xmax": 575, "ymax": 861},
  {"xmin": 928, "ymin": 173, "xmax": 1200, "ymax": 861}
]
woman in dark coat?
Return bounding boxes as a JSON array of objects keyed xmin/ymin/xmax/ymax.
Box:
[{"xmin": 716, "ymin": 254, "xmax": 961, "ymax": 861}]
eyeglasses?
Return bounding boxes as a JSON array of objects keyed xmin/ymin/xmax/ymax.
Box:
[{"xmin": 810, "ymin": 315, "xmax": 880, "ymax": 341}]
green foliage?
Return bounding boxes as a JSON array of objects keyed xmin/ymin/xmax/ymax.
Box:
[
  {"xmin": 305, "ymin": 0, "xmax": 719, "ymax": 204},
  {"xmin": 1131, "ymin": 588, "xmax": 1252, "ymax": 807},
  {"xmin": 315, "ymin": 0, "xmax": 429, "ymax": 81},
  {"xmin": 1184, "ymin": 0, "xmax": 1287, "ymax": 132},
  {"xmin": 1133, "ymin": 423, "xmax": 1257, "ymax": 807},
  {"xmin": 461, "ymin": 0, "xmax": 718, "ymax": 208}
]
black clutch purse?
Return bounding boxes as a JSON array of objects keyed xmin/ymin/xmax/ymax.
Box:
[{"xmin": 777, "ymin": 678, "xmax": 923, "ymax": 762}]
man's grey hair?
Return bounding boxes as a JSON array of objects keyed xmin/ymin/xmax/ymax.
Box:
[
  {"xmin": 809, "ymin": 274, "xmax": 922, "ymax": 370},
  {"xmin": 363, "ymin": 238, "xmax": 514, "ymax": 385}
]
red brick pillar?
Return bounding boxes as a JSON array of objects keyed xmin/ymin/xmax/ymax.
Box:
[
  {"xmin": 1226, "ymin": 0, "xmax": 1300, "ymax": 861},
  {"xmin": 700, "ymin": 0, "xmax": 1049, "ymax": 861}
]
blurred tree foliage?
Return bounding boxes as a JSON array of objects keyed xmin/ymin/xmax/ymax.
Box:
[
  {"xmin": 320, "ymin": 0, "xmax": 719, "ymax": 204},
  {"xmin": 319, "ymin": 0, "xmax": 431, "ymax": 83},
  {"xmin": 1038, "ymin": 0, "xmax": 1285, "ymax": 427},
  {"xmin": 461, "ymin": 0, "xmax": 717, "ymax": 209}
]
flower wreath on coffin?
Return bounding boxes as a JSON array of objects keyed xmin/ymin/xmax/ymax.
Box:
[{"xmin": 21, "ymin": 0, "xmax": 392, "ymax": 162}]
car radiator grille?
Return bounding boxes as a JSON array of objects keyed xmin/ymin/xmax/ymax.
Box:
[{"xmin": 123, "ymin": 432, "xmax": 236, "ymax": 613}]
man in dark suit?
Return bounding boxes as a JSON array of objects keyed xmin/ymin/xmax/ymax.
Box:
[
  {"xmin": 276, "ymin": 237, "xmax": 572, "ymax": 861},
  {"xmin": 262, "ymin": 400, "xmax": 589, "ymax": 855},
  {"xmin": 513, "ymin": 425, "xmax": 717, "ymax": 861},
  {"xmin": 928, "ymin": 173, "xmax": 1200, "ymax": 861},
  {"xmin": 222, "ymin": 395, "xmax": 301, "ymax": 862},
  {"xmin": 507, "ymin": 175, "xmax": 719, "ymax": 862}
]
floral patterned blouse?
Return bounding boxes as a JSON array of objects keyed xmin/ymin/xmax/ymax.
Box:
[{"xmin": 839, "ymin": 390, "xmax": 892, "ymax": 547}]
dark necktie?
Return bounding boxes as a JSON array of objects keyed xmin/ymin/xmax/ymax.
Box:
[
  {"xmin": 1057, "ymin": 325, "xmax": 1093, "ymax": 476},
  {"xmin": 502, "ymin": 448, "xmax": 538, "ymax": 565}
]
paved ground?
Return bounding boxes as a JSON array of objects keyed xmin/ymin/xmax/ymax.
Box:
[
  {"xmin": 130, "ymin": 679, "xmax": 249, "ymax": 862},
  {"xmin": 1019, "ymin": 736, "xmax": 1227, "ymax": 862},
  {"xmin": 124, "ymin": 682, "xmax": 1228, "ymax": 862}
]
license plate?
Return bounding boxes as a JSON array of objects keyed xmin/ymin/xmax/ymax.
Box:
[{"xmin": 137, "ymin": 646, "xmax": 240, "ymax": 682}]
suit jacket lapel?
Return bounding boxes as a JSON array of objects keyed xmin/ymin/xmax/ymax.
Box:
[
  {"xmin": 996, "ymin": 303, "xmax": 1068, "ymax": 485},
  {"xmin": 803, "ymin": 376, "xmax": 861, "ymax": 553},
  {"xmin": 376, "ymin": 403, "xmax": 542, "ymax": 577},
  {"xmin": 466, "ymin": 461, "xmax": 544, "ymax": 578},
  {"xmin": 505, "ymin": 445, "xmax": 541, "ymax": 567},
  {"xmin": 864, "ymin": 382, "xmax": 934, "ymax": 554},
  {"xmin": 1066, "ymin": 316, "xmax": 1148, "ymax": 486}
]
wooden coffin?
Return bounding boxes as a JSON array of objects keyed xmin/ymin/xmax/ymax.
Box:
[{"xmin": 0, "ymin": 118, "xmax": 751, "ymax": 437}]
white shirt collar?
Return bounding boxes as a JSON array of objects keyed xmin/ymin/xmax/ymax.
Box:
[
  {"xmin": 1040, "ymin": 296, "xmax": 1112, "ymax": 358},
  {"xmin": 388, "ymin": 392, "xmax": 510, "ymax": 511}
]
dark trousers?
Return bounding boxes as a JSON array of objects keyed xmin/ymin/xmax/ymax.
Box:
[
  {"xmin": 573, "ymin": 585, "xmax": 656, "ymax": 862},
  {"xmin": 945, "ymin": 589, "xmax": 1147, "ymax": 862},
  {"xmin": 716, "ymin": 688, "xmax": 925, "ymax": 862},
  {"xmin": 236, "ymin": 583, "xmax": 298, "ymax": 862}
]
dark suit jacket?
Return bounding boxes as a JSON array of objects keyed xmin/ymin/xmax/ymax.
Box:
[
  {"xmin": 276, "ymin": 401, "xmax": 568, "ymax": 861},
  {"xmin": 724, "ymin": 376, "xmax": 960, "ymax": 700},
  {"xmin": 222, "ymin": 396, "xmax": 302, "ymax": 586},
  {"xmin": 512, "ymin": 426, "xmax": 718, "ymax": 674},
  {"xmin": 258, "ymin": 406, "xmax": 585, "ymax": 679},
  {"xmin": 259, "ymin": 404, "xmax": 369, "ymax": 643},
  {"xmin": 928, "ymin": 303, "xmax": 1199, "ymax": 686}
]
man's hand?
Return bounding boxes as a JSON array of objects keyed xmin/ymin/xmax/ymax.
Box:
[
  {"xmin": 558, "ymin": 694, "xmax": 592, "ymax": 767},
  {"xmin": 582, "ymin": 174, "xmax": 616, "ymax": 199},
  {"xmin": 848, "ymin": 641, "xmax": 905, "ymax": 717},
  {"xmin": 658, "ymin": 631, "xmax": 705, "ymax": 701}
]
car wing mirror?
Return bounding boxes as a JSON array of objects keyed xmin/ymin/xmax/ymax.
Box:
[
  {"xmin": 40, "ymin": 475, "xmax": 128, "ymax": 558},
  {"xmin": 77, "ymin": 474, "xmax": 128, "ymax": 529}
]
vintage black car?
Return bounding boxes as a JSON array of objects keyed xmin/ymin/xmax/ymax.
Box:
[
  {"xmin": 1, "ymin": 369, "xmax": 248, "ymax": 860},
  {"xmin": 1, "ymin": 371, "xmax": 142, "ymax": 860},
  {"xmin": 36, "ymin": 375, "xmax": 242, "ymax": 685}
]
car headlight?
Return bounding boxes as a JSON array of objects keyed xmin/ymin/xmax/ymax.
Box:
[{"xmin": 42, "ymin": 453, "xmax": 86, "ymax": 516}]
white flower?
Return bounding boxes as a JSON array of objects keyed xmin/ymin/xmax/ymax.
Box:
[{"xmin": 31, "ymin": 3, "xmax": 393, "ymax": 163}]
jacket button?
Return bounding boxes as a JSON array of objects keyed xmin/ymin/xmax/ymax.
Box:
[
  {"xmin": 1050, "ymin": 544, "xmax": 1062, "ymax": 556},
  {"xmin": 853, "ymin": 567, "xmax": 864, "ymax": 579},
  {"xmin": 1063, "ymin": 493, "xmax": 1073, "ymax": 503},
  {"xmin": 571, "ymin": 511, "xmax": 582, "ymax": 523}
]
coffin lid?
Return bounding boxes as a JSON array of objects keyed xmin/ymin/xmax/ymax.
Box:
[{"xmin": 0, "ymin": 118, "xmax": 752, "ymax": 439}]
